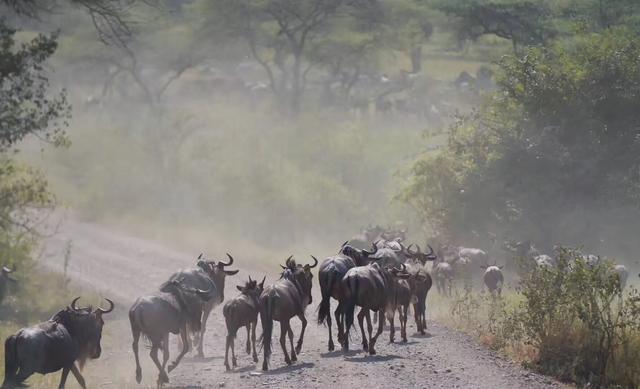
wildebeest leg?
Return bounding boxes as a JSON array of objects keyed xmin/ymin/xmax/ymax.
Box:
[
  {"xmin": 357, "ymin": 308, "xmax": 368, "ymax": 351},
  {"xmin": 168, "ymin": 326, "xmax": 190, "ymax": 373},
  {"xmin": 58, "ymin": 367, "xmax": 70, "ymax": 389},
  {"xmin": 150, "ymin": 344, "xmax": 169, "ymax": 384},
  {"xmin": 224, "ymin": 328, "xmax": 233, "ymax": 371},
  {"xmin": 335, "ymin": 302, "xmax": 344, "ymax": 346},
  {"xmin": 387, "ymin": 308, "xmax": 395, "ymax": 343},
  {"xmin": 70, "ymin": 364, "xmax": 86, "ymax": 389},
  {"xmin": 288, "ymin": 326, "xmax": 297, "ymax": 362},
  {"xmin": 161, "ymin": 334, "xmax": 170, "ymax": 370},
  {"xmin": 132, "ymin": 325, "xmax": 142, "ymax": 383},
  {"xmin": 326, "ymin": 301, "xmax": 334, "ymax": 351},
  {"xmin": 251, "ymin": 320, "xmax": 258, "ymax": 362},
  {"xmin": 401, "ymin": 305, "xmax": 408, "ymax": 342},
  {"xmin": 295, "ymin": 313, "xmax": 307, "ymax": 354},
  {"xmin": 245, "ymin": 325, "xmax": 251, "ymax": 355},
  {"xmin": 365, "ymin": 310, "xmax": 373, "ymax": 342},
  {"xmin": 413, "ymin": 303, "xmax": 421, "ymax": 333},
  {"xmin": 197, "ymin": 303, "xmax": 214, "ymax": 357},
  {"xmin": 369, "ymin": 307, "xmax": 385, "ymax": 355},
  {"xmin": 230, "ymin": 330, "xmax": 238, "ymax": 368},
  {"xmin": 280, "ymin": 321, "xmax": 292, "ymax": 365}
]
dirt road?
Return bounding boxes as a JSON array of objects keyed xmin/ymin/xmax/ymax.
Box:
[{"xmin": 40, "ymin": 219, "xmax": 559, "ymax": 389}]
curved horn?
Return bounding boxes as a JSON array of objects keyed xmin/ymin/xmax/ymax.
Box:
[
  {"xmin": 260, "ymin": 275, "xmax": 266, "ymax": 287},
  {"xmin": 97, "ymin": 298, "xmax": 114, "ymax": 314},
  {"xmin": 425, "ymin": 244, "xmax": 437, "ymax": 260},
  {"xmin": 400, "ymin": 263, "xmax": 406, "ymax": 272},
  {"xmin": 285, "ymin": 255, "xmax": 293, "ymax": 267},
  {"xmin": 197, "ymin": 253, "xmax": 203, "ymax": 260},
  {"xmin": 71, "ymin": 297, "xmax": 81, "ymax": 310},
  {"xmin": 309, "ymin": 255, "xmax": 319, "ymax": 268},
  {"xmin": 280, "ymin": 264, "xmax": 287, "ymax": 269},
  {"xmin": 341, "ymin": 241, "xmax": 349, "ymax": 248},
  {"xmin": 219, "ymin": 253, "xmax": 234, "ymax": 267},
  {"xmin": 363, "ymin": 242, "xmax": 378, "ymax": 256}
]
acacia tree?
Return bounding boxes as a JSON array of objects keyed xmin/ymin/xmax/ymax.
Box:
[{"xmin": 199, "ymin": 0, "xmax": 382, "ymax": 115}]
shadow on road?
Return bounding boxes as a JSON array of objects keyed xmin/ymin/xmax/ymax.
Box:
[
  {"xmin": 346, "ymin": 354, "xmax": 403, "ymax": 363},
  {"xmin": 263, "ymin": 362, "xmax": 315, "ymax": 375},
  {"xmin": 320, "ymin": 349, "xmax": 363, "ymax": 358},
  {"xmin": 410, "ymin": 332, "xmax": 433, "ymax": 339}
]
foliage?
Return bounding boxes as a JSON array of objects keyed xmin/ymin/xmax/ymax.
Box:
[{"xmin": 401, "ymin": 28, "xmax": 640, "ymax": 252}]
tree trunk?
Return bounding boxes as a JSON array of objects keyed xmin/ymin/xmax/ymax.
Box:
[{"xmin": 291, "ymin": 54, "xmax": 302, "ymax": 115}]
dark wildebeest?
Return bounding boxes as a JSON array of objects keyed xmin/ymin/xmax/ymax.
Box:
[
  {"xmin": 404, "ymin": 245, "xmax": 436, "ymax": 334},
  {"xmin": 129, "ymin": 278, "xmax": 213, "ymax": 386},
  {"xmin": 433, "ymin": 261, "xmax": 454, "ymax": 297},
  {"xmin": 223, "ymin": 276, "xmax": 265, "ymax": 371},
  {"xmin": 168, "ymin": 253, "xmax": 239, "ymax": 357},
  {"xmin": 387, "ymin": 264, "xmax": 412, "ymax": 343},
  {"xmin": 2, "ymin": 297, "xmax": 114, "ymax": 389},
  {"xmin": 317, "ymin": 242, "xmax": 378, "ymax": 351},
  {"xmin": 341, "ymin": 261, "xmax": 410, "ymax": 354},
  {"xmin": 481, "ymin": 263, "xmax": 504, "ymax": 296},
  {"xmin": 0, "ymin": 265, "xmax": 16, "ymax": 306},
  {"xmin": 261, "ymin": 256, "xmax": 316, "ymax": 371}
]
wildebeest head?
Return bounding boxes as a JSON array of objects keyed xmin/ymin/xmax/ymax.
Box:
[
  {"xmin": 340, "ymin": 241, "xmax": 379, "ymax": 265},
  {"xmin": 52, "ymin": 297, "xmax": 114, "ymax": 365},
  {"xmin": 388, "ymin": 263, "xmax": 411, "ymax": 279},
  {"xmin": 236, "ymin": 275, "xmax": 266, "ymax": 300},
  {"xmin": 405, "ymin": 244, "xmax": 437, "ymax": 265},
  {"xmin": 279, "ymin": 256, "xmax": 317, "ymax": 305},
  {"xmin": 196, "ymin": 253, "xmax": 239, "ymax": 301},
  {"xmin": 160, "ymin": 277, "xmax": 213, "ymax": 332}
]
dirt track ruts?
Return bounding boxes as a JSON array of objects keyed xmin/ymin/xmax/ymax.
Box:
[{"xmin": 39, "ymin": 219, "xmax": 561, "ymax": 389}]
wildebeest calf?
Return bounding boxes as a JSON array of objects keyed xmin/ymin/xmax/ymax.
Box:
[
  {"xmin": 261, "ymin": 256, "xmax": 316, "ymax": 371},
  {"xmin": 223, "ymin": 276, "xmax": 265, "ymax": 371},
  {"xmin": 2, "ymin": 297, "xmax": 114, "ymax": 389},
  {"xmin": 129, "ymin": 278, "xmax": 213, "ymax": 386}
]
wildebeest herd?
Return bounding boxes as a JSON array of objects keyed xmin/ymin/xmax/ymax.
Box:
[{"xmin": 0, "ymin": 226, "xmax": 632, "ymax": 388}]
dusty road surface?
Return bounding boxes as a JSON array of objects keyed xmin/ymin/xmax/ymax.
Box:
[{"xmin": 39, "ymin": 219, "xmax": 560, "ymax": 389}]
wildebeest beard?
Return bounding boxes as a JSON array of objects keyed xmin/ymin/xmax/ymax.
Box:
[{"xmin": 50, "ymin": 308, "xmax": 100, "ymax": 367}]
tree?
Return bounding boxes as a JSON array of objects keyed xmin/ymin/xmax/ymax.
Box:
[
  {"xmin": 431, "ymin": 0, "xmax": 557, "ymax": 52},
  {"xmin": 386, "ymin": 0, "xmax": 434, "ymax": 73},
  {"xmin": 198, "ymin": 0, "xmax": 383, "ymax": 115},
  {"xmin": 401, "ymin": 28, "xmax": 640, "ymax": 252}
]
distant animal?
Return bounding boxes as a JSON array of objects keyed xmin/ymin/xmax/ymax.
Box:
[
  {"xmin": 223, "ymin": 276, "xmax": 265, "ymax": 371},
  {"xmin": 317, "ymin": 242, "xmax": 378, "ymax": 351},
  {"xmin": 433, "ymin": 262, "xmax": 454, "ymax": 297},
  {"xmin": 0, "ymin": 265, "xmax": 17, "ymax": 305},
  {"xmin": 386, "ymin": 264, "xmax": 412, "ymax": 343},
  {"xmin": 481, "ymin": 264, "xmax": 504, "ymax": 295},
  {"xmin": 2, "ymin": 297, "xmax": 114, "ymax": 389},
  {"xmin": 341, "ymin": 261, "xmax": 410, "ymax": 354},
  {"xmin": 260, "ymin": 256, "xmax": 316, "ymax": 371},
  {"xmin": 349, "ymin": 225, "xmax": 385, "ymax": 249},
  {"xmin": 404, "ymin": 245, "xmax": 436, "ymax": 334},
  {"xmin": 167, "ymin": 253, "xmax": 239, "ymax": 357},
  {"xmin": 129, "ymin": 278, "xmax": 213, "ymax": 386},
  {"xmin": 612, "ymin": 264, "xmax": 629, "ymax": 291}
]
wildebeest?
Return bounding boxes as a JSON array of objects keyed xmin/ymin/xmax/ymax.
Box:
[
  {"xmin": 341, "ymin": 261, "xmax": 410, "ymax": 354},
  {"xmin": 481, "ymin": 264, "xmax": 504, "ymax": 296},
  {"xmin": 168, "ymin": 253, "xmax": 239, "ymax": 357},
  {"xmin": 349, "ymin": 225, "xmax": 385, "ymax": 249},
  {"xmin": 261, "ymin": 256, "xmax": 316, "ymax": 371},
  {"xmin": 433, "ymin": 261, "xmax": 454, "ymax": 297},
  {"xmin": 0, "ymin": 265, "xmax": 16, "ymax": 306},
  {"xmin": 2, "ymin": 297, "xmax": 114, "ymax": 389},
  {"xmin": 317, "ymin": 242, "xmax": 378, "ymax": 351},
  {"xmin": 387, "ymin": 264, "xmax": 412, "ymax": 343},
  {"xmin": 223, "ymin": 276, "xmax": 265, "ymax": 371},
  {"xmin": 129, "ymin": 278, "xmax": 213, "ymax": 386},
  {"xmin": 404, "ymin": 245, "xmax": 436, "ymax": 334}
]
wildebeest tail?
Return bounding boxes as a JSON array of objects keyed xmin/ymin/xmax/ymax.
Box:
[
  {"xmin": 317, "ymin": 269, "xmax": 337, "ymax": 325},
  {"xmin": 2, "ymin": 335, "xmax": 19, "ymax": 388},
  {"xmin": 260, "ymin": 293, "xmax": 275, "ymax": 361}
]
